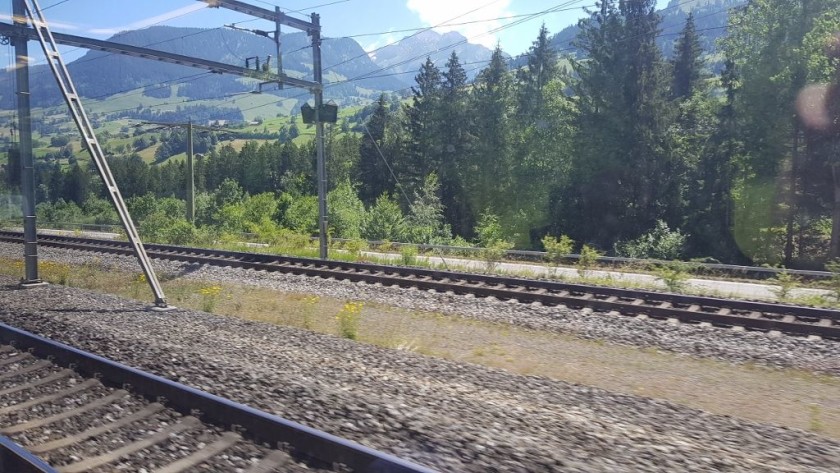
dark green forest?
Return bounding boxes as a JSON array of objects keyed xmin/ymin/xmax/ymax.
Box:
[{"xmin": 3, "ymin": 0, "xmax": 840, "ymax": 269}]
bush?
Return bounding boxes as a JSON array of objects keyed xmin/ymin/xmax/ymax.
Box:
[
  {"xmin": 363, "ymin": 193, "xmax": 406, "ymax": 241},
  {"xmin": 770, "ymin": 268, "xmax": 798, "ymax": 301},
  {"xmin": 614, "ymin": 220, "xmax": 687, "ymax": 260},
  {"xmin": 825, "ymin": 259, "xmax": 840, "ymax": 301},
  {"xmin": 328, "ymin": 181, "xmax": 365, "ymax": 239},
  {"xmin": 656, "ymin": 262, "xmax": 690, "ymax": 293},
  {"xmin": 482, "ymin": 239, "xmax": 514, "ymax": 273},
  {"xmin": 343, "ymin": 238, "xmax": 368, "ymax": 260},
  {"xmin": 283, "ymin": 195, "xmax": 319, "ymax": 235},
  {"xmin": 475, "ymin": 210, "xmax": 514, "ymax": 273},
  {"xmin": 577, "ymin": 244, "xmax": 602, "ymax": 277},
  {"xmin": 400, "ymin": 244, "xmax": 418, "ymax": 266},
  {"xmin": 542, "ymin": 234, "xmax": 574, "ymax": 265}
]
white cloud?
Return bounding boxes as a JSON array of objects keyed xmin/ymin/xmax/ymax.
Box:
[
  {"xmin": 363, "ymin": 32, "xmax": 399, "ymax": 58},
  {"xmin": 0, "ymin": 13, "xmax": 78, "ymax": 31},
  {"xmin": 406, "ymin": 0, "xmax": 514, "ymax": 48},
  {"xmin": 89, "ymin": 3, "xmax": 207, "ymax": 35}
]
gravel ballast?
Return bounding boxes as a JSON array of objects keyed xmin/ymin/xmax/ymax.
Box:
[
  {"xmin": 1, "ymin": 272, "xmax": 840, "ymax": 471},
  {"xmin": 2, "ymin": 241, "xmax": 836, "ymax": 376}
]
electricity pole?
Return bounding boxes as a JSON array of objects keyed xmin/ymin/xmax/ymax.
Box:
[
  {"xmin": 311, "ymin": 13, "xmax": 328, "ymax": 260},
  {"xmin": 12, "ymin": 0, "xmax": 42, "ymax": 286},
  {"xmin": 187, "ymin": 119, "xmax": 195, "ymax": 223}
]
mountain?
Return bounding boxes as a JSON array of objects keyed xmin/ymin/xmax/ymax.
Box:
[
  {"xmin": 516, "ymin": 0, "xmax": 743, "ymax": 68},
  {"xmin": 0, "ymin": 25, "xmax": 407, "ymax": 110},
  {"xmin": 369, "ymin": 30, "xmax": 500, "ymax": 82}
]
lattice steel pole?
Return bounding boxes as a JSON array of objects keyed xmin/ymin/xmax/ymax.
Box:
[{"xmin": 12, "ymin": 0, "xmax": 42, "ymax": 286}]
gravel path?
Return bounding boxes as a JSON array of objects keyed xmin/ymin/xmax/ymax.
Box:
[{"xmin": 1, "ymin": 276, "xmax": 840, "ymax": 471}]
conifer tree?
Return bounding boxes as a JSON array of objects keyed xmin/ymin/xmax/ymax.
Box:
[
  {"xmin": 671, "ymin": 13, "xmax": 705, "ymax": 100},
  {"xmin": 402, "ymin": 57, "xmax": 444, "ymax": 195},
  {"xmin": 516, "ymin": 24, "xmax": 559, "ymax": 121},
  {"xmin": 358, "ymin": 94, "xmax": 392, "ymax": 206},
  {"xmin": 566, "ymin": 0, "xmax": 670, "ymax": 246}
]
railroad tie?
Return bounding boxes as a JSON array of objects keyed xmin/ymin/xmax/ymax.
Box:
[
  {"xmin": 0, "ymin": 369, "xmax": 72, "ymax": 397},
  {"xmin": 57, "ymin": 416, "xmax": 200, "ymax": 473},
  {"xmin": 1, "ymin": 390, "xmax": 129, "ymax": 435},
  {"xmin": 152, "ymin": 431, "xmax": 241, "ymax": 473},
  {"xmin": 0, "ymin": 359, "xmax": 50, "ymax": 381},
  {"xmin": 0, "ymin": 377, "xmax": 97, "ymax": 415},
  {"xmin": 0, "ymin": 352, "xmax": 33, "ymax": 367},
  {"xmin": 243, "ymin": 449, "xmax": 293, "ymax": 473},
  {"xmin": 30, "ymin": 402, "xmax": 165, "ymax": 453}
]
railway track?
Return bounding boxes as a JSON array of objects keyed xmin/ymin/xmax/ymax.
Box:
[
  {"xmin": 0, "ymin": 322, "xmax": 435, "ymax": 472},
  {"xmin": 2, "ymin": 230, "xmax": 839, "ymax": 341}
]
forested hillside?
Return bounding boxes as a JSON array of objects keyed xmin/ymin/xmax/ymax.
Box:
[{"xmin": 2, "ymin": 0, "xmax": 839, "ymax": 271}]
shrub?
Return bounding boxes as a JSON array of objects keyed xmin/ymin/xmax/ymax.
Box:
[
  {"xmin": 656, "ymin": 262, "xmax": 690, "ymax": 293},
  {"xmin": 614, "ymin": 220, "xmax": 687, "ymax": 260},
  {"xmin": 343, "ymin": 238, "xmax": 368, "ymax": 260},
  {"xmin": 328, "ymin": 181, "xmax": 365, "ymax": 239},
  {"xmin": 770, "ymin": 268, "xmax": 798, "ymax": 301},
  {"xmin": 825, "ymin": 259, "xmax": 840, "ymax": 301},
  {"xmin": 577, "ymin": 244, "xmax": 602, "ymax": 277},
  {"xmin": 400, "ymin": 244, "xmax": 418, "ymax": 266},
  {"xmin": 542, "ymin": 234, "xmax": 574, "ymax": 265},
  {"xmin": 363, "ymin": 193, "xmax": 406, "ymax": 241},
  {"xmin": 475, "ymin": 211, "xmax": 514, "ymax": 273},
  {"xmin": 283, "ymin": 195, "xmax": 319, "ymax": 235}
]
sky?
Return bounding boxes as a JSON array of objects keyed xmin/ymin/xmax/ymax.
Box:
[{"xmin": 0, "ymin": 0, "xmax": 611, "ymax": 60}]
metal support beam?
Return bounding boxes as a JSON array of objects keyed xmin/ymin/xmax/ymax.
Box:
[
  {"xmin": 0, "ymin": 23, "xmax": 320, "ymax": 90},
  {"xmin": 199, "ymin": 0, "xmax": 315, "ymax": 31},
  {"xmin": 12, "ymin": 0, "xmax": 42, "ymax": 286},
  {"xmin": 311, "ymin": 13, "xmax": 328, "ymax": 260}
]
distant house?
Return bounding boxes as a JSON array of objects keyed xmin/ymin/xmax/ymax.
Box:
[{"xmin": 207, "ymin": 120, "xmax": 228, "ymax": 127}]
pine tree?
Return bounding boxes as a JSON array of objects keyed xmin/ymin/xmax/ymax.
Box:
[
  {"xmin": 468, "ymin": 46, "xmax": 513, "ymax": 236},
  {"xmin": 439, "ymin": 51, "xmax": 472, "ymax": 236},
  {"xmin": 671, "ymin": 13, "xmax": 705, "ymax": 100},
  {"xmin": 567, "ymin": 0, "xmax": 670, "ymax": 246},
  {"xmin": 402, "ymin": 57, "xmax": 444, "ymax": 195},
  {"xmin": 516, "ymin": 24, "xmax": 559, "ymax": 121},
  {"xmin": 358, "ymin": 94, "xmax": 393, "ymax": 206}
]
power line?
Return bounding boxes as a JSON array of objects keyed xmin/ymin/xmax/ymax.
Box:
[
  {"xmin": 40, "ymin": 0, "xmax": 71, "ymax": 11},
  {"xmin": 324, "ymin": 0, "xmax": 509, "ymax": 72}
]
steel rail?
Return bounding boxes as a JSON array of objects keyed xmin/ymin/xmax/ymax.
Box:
[
  {"xmin": 0, "ymin": 434, "xmax": 58, "ymax": 473},
  {"xmin": 1, "ymin": 231, "xmax": 838, "ymax": 340},
  {"xmin": 0, "ymin": 322, "xmax": 436, "ymax": 473}
]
